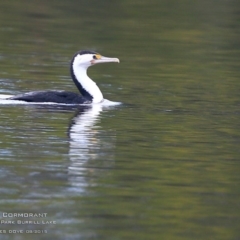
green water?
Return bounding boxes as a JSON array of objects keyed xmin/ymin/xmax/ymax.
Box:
[{"xmin": 0, "ymin": 0, "xmax": 240, "ymax": 240}]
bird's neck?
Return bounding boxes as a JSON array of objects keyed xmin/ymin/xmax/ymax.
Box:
[{"xmin": 71, "ymin": 66, "xmax": 103, "ymax": 103}]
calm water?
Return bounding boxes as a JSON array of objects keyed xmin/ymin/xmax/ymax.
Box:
[{"xmin": 0, "ymin": 0, "xmax": 240, "ymax": 239}]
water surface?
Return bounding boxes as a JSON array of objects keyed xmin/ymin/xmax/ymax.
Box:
[{"xmin": 0, "ymin": 0, "xmax": 240, "ymax": 240}]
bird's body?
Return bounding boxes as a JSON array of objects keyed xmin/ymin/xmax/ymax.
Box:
[
  {"xmin": 7, "ymin": 50, "xmax": 119, "ymax": 104},
  {"xmin": 8, "ymin": 90, "xmax": 90, "ymax": 104}
]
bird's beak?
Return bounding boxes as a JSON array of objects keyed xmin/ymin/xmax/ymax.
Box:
[{"xmin": 91, "ymin": 56, "xmax": 120, "ymax": 65}]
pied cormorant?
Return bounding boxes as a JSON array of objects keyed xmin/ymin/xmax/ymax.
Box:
[{"xmin": 8, "ymin": 50, "xmax": 120, "ymax": 104}]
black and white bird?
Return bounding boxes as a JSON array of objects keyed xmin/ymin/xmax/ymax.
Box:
[{"xmin": 7, "ymin": 50, "xmax": 120, "ymax": 104}]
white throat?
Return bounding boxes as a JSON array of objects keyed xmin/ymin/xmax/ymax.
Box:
[{"xmin": 73, "ymin": 64, "xmax": 103, "ymax": 103}]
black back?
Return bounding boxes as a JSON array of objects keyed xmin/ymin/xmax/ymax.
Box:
[{"xmin": 8, "ymin": 90, "xmax": 91, "ymax": 104}]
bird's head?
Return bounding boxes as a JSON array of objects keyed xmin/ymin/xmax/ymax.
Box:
[{"xmin": 72, "ymin": 50, "xmax": 120, "ymax": 69}]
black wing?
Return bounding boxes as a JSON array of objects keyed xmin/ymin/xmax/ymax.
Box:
[{"xmin": 8, "ymin": 90, "xmax": 90, "ymax": 104}]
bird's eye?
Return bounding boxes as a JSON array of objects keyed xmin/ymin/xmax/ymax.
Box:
[{"xmin": 93, "ymin": 54, "xmax": 101, "ymax": 60}]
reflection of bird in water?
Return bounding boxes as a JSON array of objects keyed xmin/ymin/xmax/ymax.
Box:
[
  {"xmin": 68, "ymin": 105, "xmax": 116, "ymax": 192},
  {"xmin": 7, "ymin": 50, "xmax": 120, "ymax": 104}
]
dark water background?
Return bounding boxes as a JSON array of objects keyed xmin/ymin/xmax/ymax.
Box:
[{"xmin": 0, "ymin": 0, "xmax": 240, "ymax": 239}]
